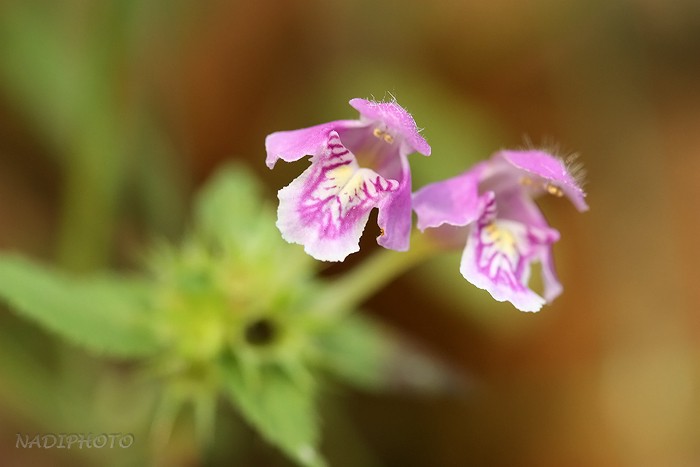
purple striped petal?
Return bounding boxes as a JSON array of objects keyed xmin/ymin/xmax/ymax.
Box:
[
  {"xmin": 494, "ymin": 190, "xmax": 564, "ymax": 302},
  {"xmin": 276, "ymin": 131, "xmax": 399, "ymax": 261},
  {"xmin": 265, "ymin": 120, "xmax": 361, "ymax": 169},
  {"xmin": 459, "ymin": 196, "xmax": 560, "ymax": 312}
]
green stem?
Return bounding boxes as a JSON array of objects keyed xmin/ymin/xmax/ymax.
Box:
[
  {"xmin": 312, "ymin": 231, "xmax": 440, "ymax": 315},
  {"xmin": 55, "ymin": 155, "xmax": 112, "ymax": 271}
]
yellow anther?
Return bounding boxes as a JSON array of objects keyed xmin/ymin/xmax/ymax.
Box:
[
  {"xmin": 373, "ymin": 127, "xmax": 394, "ymax": 143},
  {"xmin": 379, "ymin": 228, "xmax": 385, "ymax": 237},
  {"xmin": 520, "ymin": 177, "xmax": 533, "ymax": 186},
  {"xmin": 545, "ymin": 183, "xmax": 564, "ymax": 197}
]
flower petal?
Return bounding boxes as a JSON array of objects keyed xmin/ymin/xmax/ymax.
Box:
[
  {"xmin": 457, "ymin": 196, "xmax": 562, "ymax": 312},
  {"xmin": 349, "ymin": 98, "xmax": 431, "ymax": 157},
  {"xmin": 496, "ymin": 149, "xmax": 588, "ymax": 212},
  {"xmin": 412, "ymin": 162, "xmax": 488, "ymax": 231},
  {"xmin": 265, "ymin": 120, "xmax": 361, "ymax": 169},
  {"xmin": 459, "ymin": 220, "xmax": 544, "ymax": 312},
  {"xmin": 539, "ymin": 240, "xmax": 563, "ymax": 302},
  {"xmin": 376, "ymin": 156, "xmax": 411, "ymax": 251},
  {"xmin": 494, "ymin": 188, "xmax": 547, "ymax": 227},
  {"xmin": 493, "ymin": 190, "xmax": 564, "ymax": 303},
  {"xmin": 276, "ymin": 131, "xmax": 399, "ymax": 261}
]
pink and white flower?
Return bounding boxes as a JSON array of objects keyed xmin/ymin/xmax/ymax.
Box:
[
  {"xmin": 413, "ymin": 149, "xmax": 588, "ymax": 312},
  {"xmin": 266, "ymin": 98, "xmax": 430, "ymax": 261}
]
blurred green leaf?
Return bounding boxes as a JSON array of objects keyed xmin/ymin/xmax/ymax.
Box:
[
  {"xmin": 314, "ymin": 313, "xmax": 389, "ymax": 390},
  {"xmin": 194, "ymin": 164, "xmax": 268, "ymax": 246},
  {"xmin": 321, "ymin": 311, "xmax": 463, "ymax": 394},
  {"xmin": 0, "ymin": 255, "xmax": 161, "ymax": 357},
  {"xmin": 193, "ymin": 164, "xmax": 314, "ymax": 287},
  {"xmin": 223, "ymin": 360, "xmax": 326, "ymax": 467}
]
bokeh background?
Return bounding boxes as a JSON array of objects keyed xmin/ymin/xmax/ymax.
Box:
[{"xmin": 1, "ymin": 0, "xmax": 700, "ymax": 466}]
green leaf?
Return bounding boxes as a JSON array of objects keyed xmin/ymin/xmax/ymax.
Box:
[
  {"xmin": 223, "ymin": 360, "xmax": 326, "ymax": 467},
  {"xmin": 194, "ymin": 164, "xmax": 270, "ymax": 246},
  {"xmin": 316, "ymin": 312, "xmax": 460, "ymax": 394},
  {"xmin": 314, "ymin": 313, "xmax": 389, "ymax": 390},
  {"xmin": 0, "ymin": 255, "xmax": 161, "ymax": 357},
  {"xmin": 193, "ymin": 164, "xmax": 314, "ymax": 284}
]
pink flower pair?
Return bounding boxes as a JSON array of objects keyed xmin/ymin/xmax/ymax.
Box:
[{"xmin": 265, "ymin": 98, "xmax": 588, "ymax": 312}]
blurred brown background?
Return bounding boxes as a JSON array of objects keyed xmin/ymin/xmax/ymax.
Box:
[{"xmin": 1, "ymin": 0, "xmax": 700, "ymax": 466}]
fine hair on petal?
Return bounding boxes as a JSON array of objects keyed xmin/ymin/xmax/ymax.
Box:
[{"xmin": 519, "ymin": 135, "xmax": 587, "ymax": 188}]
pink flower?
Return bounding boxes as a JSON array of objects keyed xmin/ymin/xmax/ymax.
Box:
[
  {"xmin": 413, "ymin": 149, "xmax": 588, "ymax": 312},
  {"xmin": 266, "ymin": 98, "xmax": 430, "ymax": 261}
]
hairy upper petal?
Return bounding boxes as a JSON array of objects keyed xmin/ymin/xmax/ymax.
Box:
[
  {"xmin": 349, "ymin": 98, "xmax": 431, "ymax": 157},
  {"xmin": 495, "ymin": 149, "xmax": 589, "ymax": 212}
]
